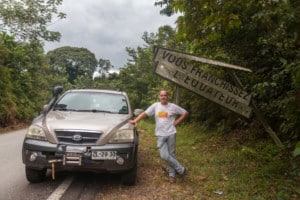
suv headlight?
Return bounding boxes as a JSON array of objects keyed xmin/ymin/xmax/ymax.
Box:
[
  {"xmin": 25, "ymin": 125, "xmax": 47, "ymax": 141},
  {"xmin": 109, "ymin": 129, "xmax": 134, "ymax": 143}
]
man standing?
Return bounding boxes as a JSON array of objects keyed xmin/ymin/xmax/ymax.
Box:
[{"xmin": 128, "ymin": 89, "xmax": 189, "ymax": 183}]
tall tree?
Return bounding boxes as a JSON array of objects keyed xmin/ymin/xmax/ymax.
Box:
[
  {"xmin": 156, "ymin": 0, "xmax": 300, "ymax": 140},
  {"xmin": 47, "ymin": 46, "xmax": 97, "ymax": 84},
  {"xmin": 0, "ymin": 0, "xmax": 66, "ymax": 42},
  {"xmin": 0, "ymin": 32, "xmax": 53, "ymax": 125},
  {"xmin": 98, "ymin": 58, "xmax": 113, "ymax": 73},
  {"xmin": 0, "ymin": 33, "xmax": 15, "ymax": 126},
  {"xmin": 0, "ymin": 0, "xmax": 66, "ymax": 127},
  {"xmin": 114, "ymin": 26, "xmax": 178, "ymax": 109}
]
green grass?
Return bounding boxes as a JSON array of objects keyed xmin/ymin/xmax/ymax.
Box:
[{"xmin": 137, "ymin": 120, "xmax": 299, "ymax": 200}]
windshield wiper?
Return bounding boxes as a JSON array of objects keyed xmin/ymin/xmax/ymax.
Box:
[
  {"xmin": 54, "ymin": 108, "xmax": 78, "ymax": 112},
  {"xmin": 77, "ymin": 109, "xmax": 115, "ymax": 113}
]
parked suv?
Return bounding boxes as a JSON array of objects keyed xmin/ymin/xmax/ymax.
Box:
[{"xmin": 22, "ymin": 86, "xmax": 139, "ymax": 185}]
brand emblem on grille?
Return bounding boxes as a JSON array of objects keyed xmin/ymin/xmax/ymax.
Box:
[{"xmin": 72, "ymin": 134, "xmax": 83, "ymax": 142}]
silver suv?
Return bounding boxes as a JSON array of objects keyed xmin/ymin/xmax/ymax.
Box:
[{"xmin": 22, "ymin": 86, "xmax": 139, "ymax": 185}]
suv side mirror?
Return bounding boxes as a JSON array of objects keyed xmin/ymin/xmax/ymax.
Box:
[{"xmin": 53, "ymin": 86, "xmax": 63, "ymax": 97}]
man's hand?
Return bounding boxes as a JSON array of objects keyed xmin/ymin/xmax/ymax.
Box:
[
  {"xmin": 128, "ymin": 111, "xmax": 146, "ymax": 127},
  {"xmin": 128, "ymin": 120, "xmax": 137, "ymax": 126},
  {"xmin": 174, "ymin": 111, "xmax": 189, "ymax": 126}
]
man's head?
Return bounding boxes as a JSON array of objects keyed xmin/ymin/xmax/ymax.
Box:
[{"xmin": 159, "ymin": 90, "xmax": 168, "ymax": 105}]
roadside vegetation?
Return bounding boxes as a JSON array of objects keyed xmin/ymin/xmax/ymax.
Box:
[
  {"xmin": 0, "ymin": 1, "xmax": 299, "ymax": 199},
  {"xmin": 96, "ymin": 121, "xmax": 299, "ymax": 200}
]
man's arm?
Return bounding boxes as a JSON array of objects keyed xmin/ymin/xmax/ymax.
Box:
[
  {"xmin": 128, "ymin": 111, "xmax": 147, "ymax": 126},
  {"xmin": 174, "ymin": 111, "xmax": 189, "ymax": 126}
]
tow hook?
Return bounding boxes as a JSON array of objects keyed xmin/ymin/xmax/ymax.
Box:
[{"xmin": 48, "ymin": 159, "xmax": 62, "ymax": 180}]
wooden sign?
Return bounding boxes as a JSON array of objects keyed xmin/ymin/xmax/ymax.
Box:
[{"xmin": 154, "ymin": 47, "xmax": 253, "ymax": 118}]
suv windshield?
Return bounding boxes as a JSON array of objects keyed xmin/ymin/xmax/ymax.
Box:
[{"xmin": 54, "ymin": 92, "xmax": 128, "ymax": 114}]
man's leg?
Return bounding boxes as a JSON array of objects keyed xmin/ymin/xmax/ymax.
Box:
[
  {"xmin": 167, "ymin": 134, "xmax": 176, "ymax": 177},
  {"xmin": 157, "ymin": 135, "xmax": 185, "ymax": 176}
]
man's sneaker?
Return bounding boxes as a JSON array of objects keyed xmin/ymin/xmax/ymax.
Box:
[
  {"xmin": 180, "ymin": 168, "xmax": 188, "ymax": 179},
  {"xmin": 169, "ymin": 176, "xmax": 176, "ymax": 183}
]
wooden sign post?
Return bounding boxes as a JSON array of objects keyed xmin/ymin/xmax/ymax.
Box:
[
  {"xmin": 154, "ymin": 46, "xmax": 252, "ymax": 118},
  {"xmin": 153, "ymin": 46, "xmax": 283, "ymax": 146}
]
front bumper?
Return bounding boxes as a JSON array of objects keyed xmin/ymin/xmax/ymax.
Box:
[{"xmin": 22, "ymin": 139, "xmax": 138, "ymax": 173}]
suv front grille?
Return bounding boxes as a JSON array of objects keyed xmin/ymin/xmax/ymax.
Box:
[{"xmin": 55, "ymin": 130, "xmax": 102, "ymax": 145}]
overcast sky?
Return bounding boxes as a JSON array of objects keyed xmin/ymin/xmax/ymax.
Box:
[{"xmin": 44, "ymin": 0, "xmax": 178, "ymax": 68}]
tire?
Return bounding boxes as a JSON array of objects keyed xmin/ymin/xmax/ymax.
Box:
[
  {"xmin": 25, "ymin": 167, "xmax": 47, "ymax": 183},
  {"xmin": 122, "ymin": 142, "xmax": 138, "ymax": 186},
  {"xmin": 121, "ymin": 165, "xmax": 137, "ymax": 186}
]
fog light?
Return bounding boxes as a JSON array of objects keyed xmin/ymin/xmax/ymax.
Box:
[
  {"xmin": 116, "ymin": 156, "xmax": 125, "ymax": 165},
  {"xmin": 29, "ymin": 152, "xmax": 38, "ymax": 161}
]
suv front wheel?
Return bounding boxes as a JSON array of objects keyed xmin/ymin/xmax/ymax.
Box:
[
  {"xmin": 121, "ymin": 158, "xmax": 138, "ymax": 186},
  {"xmin": 25, "ymin": 167, "xmax": 47, "ymax": 183}
]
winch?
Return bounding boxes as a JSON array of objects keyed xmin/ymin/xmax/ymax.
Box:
[
  {"xmin": 48, "ymin": 146, "xmax": 88, "ymax": 180},
  {"xmin": 63, "ymin": 153, "xmax": 82, "ymax": 166}
]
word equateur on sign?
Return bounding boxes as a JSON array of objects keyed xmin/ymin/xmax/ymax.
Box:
[{"xmin": 154, "ymin": 47, "xmax": 252, "ymax": 118}]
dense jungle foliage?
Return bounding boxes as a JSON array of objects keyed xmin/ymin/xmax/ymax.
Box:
[{"xmin": 0, "ymin": 0, "xmax": 299, "ymax": 156}]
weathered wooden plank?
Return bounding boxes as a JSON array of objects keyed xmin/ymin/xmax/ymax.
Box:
[
  {"xmin": 154, "ymin": 46, "xmax": 253, "ymax": 72},
  {"xmin": 154, "ymin": 61, "xmax": 252, "ymax": 118},
  {"xmin": 154, "ymin": 47, "xmax": 252, "ymax": 105}
]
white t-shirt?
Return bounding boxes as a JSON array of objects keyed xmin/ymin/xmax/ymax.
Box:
[{"xmin": 145, "ymin": 102, "xmax": 187, "ymax": 136}]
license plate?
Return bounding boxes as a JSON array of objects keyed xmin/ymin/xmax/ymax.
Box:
[{"xmin": 91, "ymin": 151, "xmax": 117, "ymax": 160}]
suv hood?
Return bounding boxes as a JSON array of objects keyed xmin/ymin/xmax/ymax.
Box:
[
  {"xmin": 42, "ymin": 111, "xmax": 132, "ymax": 143},
  {"xmin": 45, "ymin": 111, "xmax": 131, "ymax": 132}
]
